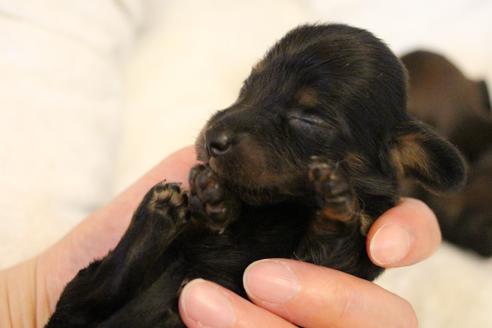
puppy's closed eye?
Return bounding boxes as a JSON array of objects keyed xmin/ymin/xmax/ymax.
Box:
[{"xmin": 288, "ymin": 113, "xmax": 325, "ymax": 128}]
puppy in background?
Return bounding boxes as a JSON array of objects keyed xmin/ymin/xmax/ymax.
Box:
[{"xmin": 402, "ymin": 50, "xmax": 492, "ymax": 256}]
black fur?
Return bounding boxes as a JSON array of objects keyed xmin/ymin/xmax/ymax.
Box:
[{"xmin": 47, "ymin": 25, "xmax": 466, "ymax": 327}]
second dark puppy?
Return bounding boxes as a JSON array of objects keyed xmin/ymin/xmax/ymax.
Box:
[
  {"xmin": 47, "ymin": 25, "xmax": 466, "ymax": 327},
  {"xmin": 402, "ymin": 50, "xmax": 492, "ymax": 256}
]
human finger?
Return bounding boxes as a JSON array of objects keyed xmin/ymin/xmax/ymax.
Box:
[
  {"xmin": 179, "ymin": 279, "xmax": 295, "ymax": 328},
  {"xmin": 367, "ymin": 197, "xmax": 441, "ymax": 267},
  {"xmin": 243, "ymin": 259, "xmax": 417, "ymax": 328}
]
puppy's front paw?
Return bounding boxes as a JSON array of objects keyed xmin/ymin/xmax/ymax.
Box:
[
  {"xmin": 308, "ymin": 157, "xmax": 355, "ymax": 222},
  {"xmin": 147, "ymin": 182, "xmax": 189, "ymax": 224},
  {"xmin": 188, "ymin": 164, "xmax": 239, "ymax": 232}
]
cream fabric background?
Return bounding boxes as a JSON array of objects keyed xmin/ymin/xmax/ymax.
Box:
[
  {"xmin": 1, "ymin": 0, "xmax": 491, "ymax": 326},
  {"xmin": 0, "ymin": 0, "xmax": 141, "ymax": 268}
]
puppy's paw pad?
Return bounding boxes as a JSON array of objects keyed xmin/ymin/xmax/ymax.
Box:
[{"xmin": 148, "ymin": 182, "xmax": 188, "ymax": 220}]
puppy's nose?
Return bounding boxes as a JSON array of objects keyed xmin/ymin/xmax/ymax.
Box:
[{"xmin": 207, "ymin": 131, "xmax": 233, "ymax": 157}]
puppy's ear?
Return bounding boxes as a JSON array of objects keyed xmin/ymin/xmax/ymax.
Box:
[{"xmin": 389, "ymin": 120, "xmax": 467, "ymax": 193}]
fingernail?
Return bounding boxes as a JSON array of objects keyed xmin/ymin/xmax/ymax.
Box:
[
  {"xmin": 180, "ymin": 279, "xmax": 236, "ymax": 328},
  {"xmin": 243, "ymin": 260, "xmax": 300, "ymax": 304},
  {"xmin": 370, "ymin": 224, "xmax": 412, "ymax": 265}
]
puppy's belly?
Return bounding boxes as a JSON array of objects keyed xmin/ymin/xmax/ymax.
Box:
[{"xmin": 171, "ymin": 205, "xmax": 311, "ymax": 295}]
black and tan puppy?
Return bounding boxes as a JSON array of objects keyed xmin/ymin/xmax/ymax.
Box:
[
  {"xmin": 401, "ymin": 50, "xmax": 492, "ymax": 256},
  {"xmin": 47, "ymin": 25, "xmax": 466, "ymax": 327}
]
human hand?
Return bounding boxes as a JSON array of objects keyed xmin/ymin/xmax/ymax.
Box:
[{"xmin": 178, "ymin": 198, "xmax": 440, "ymax": 328}]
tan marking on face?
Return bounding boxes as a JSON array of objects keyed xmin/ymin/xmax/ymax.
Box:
[
  {"xmin": 297, "ymin": 87, "xmax": 319, "ymax": 107},
  {"xmin": 212, "ymin": 136, "xmax": 289, "ymax": 188},
  {"xmin": 241, "ymin": 142, "xmax": 289, "ymax": 186}
]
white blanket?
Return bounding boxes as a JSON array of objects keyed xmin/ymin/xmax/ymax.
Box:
[{"xmin": 0, "ymin": 0, "xmax": 141, "ymax": 267}]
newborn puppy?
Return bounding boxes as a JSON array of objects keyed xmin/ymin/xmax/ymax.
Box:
[
  {"xmin": 401, "ymin": 50, "xmax": 492, "ymax": 256},
  {"xmin": 47, "ymin": 25, "xmax": 466, "ymax": 327}
]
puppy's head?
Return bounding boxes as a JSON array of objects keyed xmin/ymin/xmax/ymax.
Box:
[{"xmin": 196, "ymin": 24, "xmax": 466, "ymax": 204}]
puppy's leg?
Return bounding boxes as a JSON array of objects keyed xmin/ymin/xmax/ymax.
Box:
[
  {"xmin": 96, "ymin": 164, "xmax": 245, "ymax": 327},
  {"xmin": 98, "ymin": 258, "xmax": 187, "ymax": 328},
  {"xmin": 47, "ymin": 182, "xmax": 189, "ymax": 327},
  {"xmin": 188, "ymin": 164, "xmax": 240, "ymax": 233},
  {"xmin": 295, "ymin": 158, "xmax": 382, "ymax": 280}
]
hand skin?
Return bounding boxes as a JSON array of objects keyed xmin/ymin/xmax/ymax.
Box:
[{"xmin": 0, "ymin": 146, "xmax": 440, "ymax": 328}]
